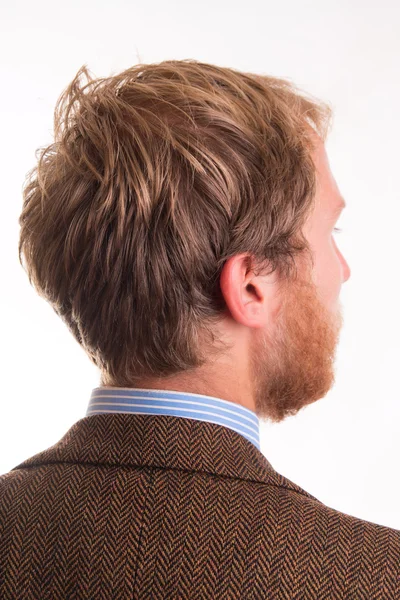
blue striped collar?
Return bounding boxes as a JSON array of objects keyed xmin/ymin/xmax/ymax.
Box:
[{"xmin": 86, "ymin": 387, "xmax": 260, "ymax": 451}]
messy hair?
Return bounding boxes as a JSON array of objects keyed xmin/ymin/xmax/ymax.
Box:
[{"xmin": 18, "ymin": 59, "xmax": 332, "ymax": 386}]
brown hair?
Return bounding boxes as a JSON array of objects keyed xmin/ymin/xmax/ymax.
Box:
[{"xmin": 18, "ymin": 59, "xmax": 332, "ymax": 386}]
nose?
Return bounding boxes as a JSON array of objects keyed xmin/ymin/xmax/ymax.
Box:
[{"xmin": 342, "ymin": 255, "xmax": 351, "ymax": 283}]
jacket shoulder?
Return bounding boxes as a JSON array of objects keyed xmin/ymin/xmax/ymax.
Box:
[{"xmin": 246, "ymin": 476, "xmax": 400, "ymax": 597}]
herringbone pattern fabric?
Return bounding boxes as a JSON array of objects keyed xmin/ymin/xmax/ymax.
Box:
[{"xmin": 0, "ymin": 412, "xmax": 399, "ymax": 598}]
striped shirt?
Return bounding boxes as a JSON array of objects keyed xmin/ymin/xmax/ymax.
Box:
[{"xmin": 86, "ymin": 386, "xmax": 261, "ymax": 451}]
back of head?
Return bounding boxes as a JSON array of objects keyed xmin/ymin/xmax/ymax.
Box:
[{"xmin": 18, "ymin": 59, "xmax": 332, "ymax": 386}]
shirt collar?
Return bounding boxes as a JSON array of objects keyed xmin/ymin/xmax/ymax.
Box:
[{"xmin": 86, "ymin": 386, "xmax": 260, "ymax": 451}]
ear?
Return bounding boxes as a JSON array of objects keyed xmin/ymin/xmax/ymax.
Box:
[{"xmin": 219, "ymin": 254, "xmax": 282, "ymax": 329}]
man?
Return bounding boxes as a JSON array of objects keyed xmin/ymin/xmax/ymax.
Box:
[{"xmin": 1, "ymin": 59, "xmax": 398, "ymax": 598}]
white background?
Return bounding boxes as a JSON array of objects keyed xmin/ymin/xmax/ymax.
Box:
[{"xmin": 1, "ymin": 0, "xmax": 399, "ymax": 529}]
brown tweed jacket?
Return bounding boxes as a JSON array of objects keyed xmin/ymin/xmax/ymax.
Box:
[{"xmin": 0, "ymin": 412, "xmax": 399, "ymax": 599}]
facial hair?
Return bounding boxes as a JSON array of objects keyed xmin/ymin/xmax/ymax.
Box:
[{"xmin": 251, "ymin": 273, "xmax": 343, "ymax": 423}]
